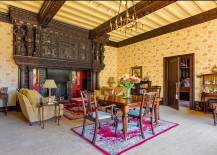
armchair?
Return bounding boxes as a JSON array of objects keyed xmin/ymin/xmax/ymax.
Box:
[{"xmin": 17, "ymin": 89, "xmax": 63, "ymax": 126}]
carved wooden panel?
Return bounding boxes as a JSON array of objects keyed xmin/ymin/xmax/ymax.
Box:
[
  {"xmin": 10, "ymin": 6, "xmax": 38, "ymax": 25},
  {"xmin": 0, "ymin": 11, "xmax": 10, "ymax": 23},
  {"xmin": 41, "ymin": 32, "xmax": 58, "ymax": 58},
  {"xmin": 10, "ymin": 6, "xmax": 106, "ymax": 90},
  {"xmin": 58, "ymin": 37, "xmax": 78, "ymax": 60},
  {"xmin": 34, "ymin": 28, "xmax": 91, "ymax": 64}
]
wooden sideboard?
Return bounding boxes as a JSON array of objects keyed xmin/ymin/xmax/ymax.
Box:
[
  {"xmin": 132, "ymin": 81, "xmax": 152, "ymax": 95},
  {"xmin": 201, "ymin": 92, "xmax": 217, "ymax": 113},
  {"xmin": 0, "ymin": 94, "xmax": 8, "ymax": 115}
]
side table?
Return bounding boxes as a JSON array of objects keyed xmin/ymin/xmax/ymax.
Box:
[
  {"xmin": 39, "ymin": 102, "xmax": 60, "ymax": 129},
  {"xmin": 0, "ymin": 94, "xmax": 8, "ymax": 115}
]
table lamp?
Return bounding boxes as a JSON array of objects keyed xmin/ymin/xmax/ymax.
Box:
[
  {"xmin": 108, "ymin": 77, "xmax": 115, "ymax": 88},
  {"xmin": 43, "ymin": 79, "xmax": 57, "ymax": 102}
]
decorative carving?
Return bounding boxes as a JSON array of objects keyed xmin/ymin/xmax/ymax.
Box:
[
  {"xmin": 28, "ymin": 66, "xmax": 34, "ymax": 89},
  {"xmin": 14, "ymin": 55, "xmax": 92, "ymax": 70},
  {"xmin": 25, "ymin": 25, "xmax": 34, "ymax": 56},
  {"xmin": 59, "ymin": 38, "xmax": 78, "ymax": 60},
  {"xmin": 10, "ymin": 6, "xmax": 38, "ymax": 25},
  {"xmin": 19, "ymin": 65, "xmax": 26, "ymax": 88},
  {"xmin": 41, "ymin": 32, "xmax": 58, "ymax": 58},
  {"xmin": 13, "ymin": 23, "xmax": 26, "ymax": 55},
  {"xmin": 100, "ymin": 44, "xmax": 105, "ymax": 64},
  {"xmin": 0, "ymin": 11, "xmax": 10, "ymax": 23},
  {"xmin": 48, "ymin": 20, "xmax": 89, "ymax": 38},
  {"xmin": 10, "ymin": 6, "xmax": 108, "ymax": 90},
  {"xmin": 92, "ymin": 34, "xmax": 109, "ymax": 66}
]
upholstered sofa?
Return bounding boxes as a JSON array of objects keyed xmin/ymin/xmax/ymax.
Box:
[
  {"xmin": 94, "ymin": 86, "xmax": 125, "ymax": 96},
  {"xmin": 17, "ymin": 89, "xmax": 63, "ymax": 125}
]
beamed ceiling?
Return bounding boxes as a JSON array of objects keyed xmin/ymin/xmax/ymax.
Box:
[{"xmin": 0, "ymin": 1, "xmax": 217, "ymax": 43}]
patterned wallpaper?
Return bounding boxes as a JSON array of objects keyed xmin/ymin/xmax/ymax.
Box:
[
  {"xmin": 99, "ymin": 46, "xmax": 118, "ymax": 87},
  {"xmin": 117, "ymin": 19, "xmax": 217, "ymax": 100},
  {"xmin": 0, "ymin": 22, "xmax": 18, "ymax": 107},
  {"xmin": 1, "ymin": 18, "xmax": 217, "ymax": 106}
]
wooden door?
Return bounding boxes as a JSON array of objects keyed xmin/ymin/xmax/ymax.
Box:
[{"xmin": 168, "ymin": 57, "xmax": 180, "ymax": 110}]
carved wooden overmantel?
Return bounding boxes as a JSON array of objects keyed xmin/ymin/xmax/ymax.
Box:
[
  {"xmin": 10, "ymin": 6, "xmax": 107, "ymax": 90},
  {"xmin": 91, "ymin": 34, "xmax": 109, "ymax": 90}
]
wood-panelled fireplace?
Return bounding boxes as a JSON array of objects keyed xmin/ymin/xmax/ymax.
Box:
[{"xmin": 10, "ymin": 6, "xmax": 108, "ymax": 92}]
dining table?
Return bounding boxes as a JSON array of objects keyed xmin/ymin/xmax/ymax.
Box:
[{"xmin": 97, "ymin": 95, "xmax": 161, "ymax": 140}]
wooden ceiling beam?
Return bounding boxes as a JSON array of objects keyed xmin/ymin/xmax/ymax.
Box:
[
  {"xmin": 38, "ymin": 0, "xmax": 65, "ymax": 28},
  {"xmin": 0, "ymin": 11, "xmax": 10, "ymax": 23},
  {"xmin": 118, "ymin": 7, "xmax": 217, "ymax": 47},
  {"xmin": 91, "ymin": 1, "xmax": 176, "ymax": 38}
]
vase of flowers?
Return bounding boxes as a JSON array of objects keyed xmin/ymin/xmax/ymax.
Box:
[{"xmin": 119, "ymin": 74, "xmax": 140, "ymax": 99}]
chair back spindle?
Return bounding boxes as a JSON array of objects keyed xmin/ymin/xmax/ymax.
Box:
[
  {"xmin": 80, "ymin": 90, "xmax": 98, "ymax": 118},
  {"xmin": 141, "ymin": 92, "xmax": 157, "ymax": 116}
]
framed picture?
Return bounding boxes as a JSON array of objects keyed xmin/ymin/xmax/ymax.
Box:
[
  {"xmin": 131, "ymin": 66, "xmax": 142, "ymax": 78},
  {"xmin": 0, "ymin": 87, "xmax": 8, "ymax": 94}
]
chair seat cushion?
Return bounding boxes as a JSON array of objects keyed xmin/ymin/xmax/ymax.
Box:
[
  {"xmin": 92, "ymin": 111, "xmax": 112, "ymax": 119},
  {"xmin": 128, "ymin": 109, "xmax": 145, "ymax": 116}
]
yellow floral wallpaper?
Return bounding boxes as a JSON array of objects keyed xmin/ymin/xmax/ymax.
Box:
[
  {"xmin": 117, "ymin": 19, "xmax": 217, "ymax": 100},
  {"xmin": 1, "ymin": 18, "xmax": 217, "ymax": 106},
  {"xmin": 0, "ymin": 22, "xmax": 18, "ymax": 107},
  {"xmin": 99, "ymin": 46, "xmax": 118, "ymax": 87}
]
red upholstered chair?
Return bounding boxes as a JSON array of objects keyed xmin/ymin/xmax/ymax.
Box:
[{"xmin": 80, "ymin": 90, "xmax": 118, "ymax": 144}]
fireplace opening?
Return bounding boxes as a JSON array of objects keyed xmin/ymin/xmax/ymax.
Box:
[{"xmin": 33, "ymin": 68, "xmax": 88, "ymax": 100}]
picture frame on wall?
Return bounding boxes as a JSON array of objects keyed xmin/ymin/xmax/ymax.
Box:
[{"xmin": 131, "ymin": 66, "xmax": 142, "ymax": 78}]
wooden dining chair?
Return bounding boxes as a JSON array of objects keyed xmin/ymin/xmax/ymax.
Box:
[
  {"xmin": 150, "ymin": 86, "xmax": 161, "ymax": 98},
  {"xmin": 213, "ymin": 103, "xmax": 217, "ymax": 126},
  {"xmin": 128, "ymin": 92, "xmax": 157, "ymax": 139},
  {"xmin": 103, "ymin": 88, "xmax": 122, "ymax": 116},
  {"xmin": 80, "ymin": 90, "xmax": 118, "ymax": 144}
]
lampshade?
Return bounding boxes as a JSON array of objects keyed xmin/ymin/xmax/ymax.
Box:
[
  {"xmin": 43, "ymin": 79, "xmax": 57, "ymax": 88},
  {"xmin": 108, "ymin": 77, "xmax": 115, "ymax": 84}
]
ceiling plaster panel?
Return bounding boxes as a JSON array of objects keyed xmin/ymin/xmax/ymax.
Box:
[
  {"xmin": 0, "ymin": 1, "xmax": 43, "ymax": 13},
  {"xmin": 177, "ymin": 1, "xmax": 202, "ymax": 16},
  {"xmin": 0, "ymin": 1, "xmax": 217, "ymax": 43}
]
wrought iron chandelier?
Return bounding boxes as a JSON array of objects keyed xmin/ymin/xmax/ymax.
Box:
[{"xmin": 110, "ymin": 0, "xmax": 144, "ymax": 35}]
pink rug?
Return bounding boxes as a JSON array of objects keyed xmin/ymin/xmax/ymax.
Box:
[{"xmin": 71, "ymin": 117, "xmax": 179, "ymax": 155}]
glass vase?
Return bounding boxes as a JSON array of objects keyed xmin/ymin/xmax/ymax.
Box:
[{"xmin": 124, "ymin": 87, "xmax": 131, "ymax": 99}]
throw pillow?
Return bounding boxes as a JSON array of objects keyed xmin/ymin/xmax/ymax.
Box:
[
  {"xmin": 23, "ymin": 90, "xmax": 39, "ymax": 106},
  {"xmin": 33, "ymin": 89, "xmax": 42, "ymax": 100},
  {"xmin": 42, "ymin": 96, "xmax": 55, "ymax": 104}
]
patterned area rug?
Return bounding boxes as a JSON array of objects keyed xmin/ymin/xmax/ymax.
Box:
[
  {"xmin": 63, "ymin": 104, "xmax": 84, "ymax": 120},
  {"xmin": 71, "ymin": 117, "xmax": 179, "ymax": 155}
]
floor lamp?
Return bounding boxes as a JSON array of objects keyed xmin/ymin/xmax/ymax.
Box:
[{"xmin": 43, "ymin": 79, "xmax": 57, "ymax": 102}]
